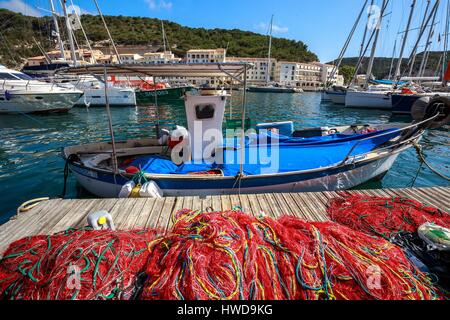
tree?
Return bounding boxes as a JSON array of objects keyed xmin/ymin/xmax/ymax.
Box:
[{"xmin": 340, "ymin": 65, "xmax": 356, "ymax": 85}]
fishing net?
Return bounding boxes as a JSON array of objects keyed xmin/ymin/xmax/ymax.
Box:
[
  {"xmin": 327, "ymin": 195, "xmax": 450, "ymax": 240},
  {"xmin": 141, "ymin": 209, "xmax": 439, "ymax": 300},
  {"xmin": 0, "ymin": 228, "xmax": 159, "ymax": 300},
  {"xmin": 0, "ymin": 208, "xmax": 442, "ymax": 300}
]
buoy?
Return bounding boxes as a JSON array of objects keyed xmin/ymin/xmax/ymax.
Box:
[{"xmin": 87, "ymin": 210, "xmax": 115, "ymax": 230}]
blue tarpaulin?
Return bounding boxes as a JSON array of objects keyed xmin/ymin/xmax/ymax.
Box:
[{"xmin": 126, "ymin": 129, "xmax": 401, "ymax": 176}]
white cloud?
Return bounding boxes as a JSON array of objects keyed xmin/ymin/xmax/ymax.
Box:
[
  {"xmin": 0, "ymin": 0, "xmax": 42, "ymax": 17},
  {"xmin": 145, "ymin": 0, "xmax": 172, "ymax": 11},
  {"xmin": 256, "ymin": 22, "xmax": 289, "ymax": 34}
]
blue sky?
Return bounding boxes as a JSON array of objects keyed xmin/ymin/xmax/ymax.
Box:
[{"xmin": 1, "ymin": 0, "xmax": 448, "ymax": 62}]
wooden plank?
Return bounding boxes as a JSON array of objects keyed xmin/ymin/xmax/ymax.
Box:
[
  {"xmin": 157, "ymin": 197, "xmax": 176, "ymax": 230},
  {"xmin": 134, "ymin": 198, "xmax": 157, "ymax": 229},
  {"xmin": 256, "ymin": 194, "xmax": 274, "ymax": 218},
  {"xmin": 280, "ymin": 193, "xmax": 301, "ymax": 218},
  {"xmin": 211, "ymin": 195, "xmax": 222, "ymax": 212},
  {"xmin": 229, "ymin": 194, "xmax": 241, "ymax": 211},
  {"xmin": 0, "ymin": 198, "xmax": 65, "ymax": 243},
  {"xmin": 220, "ymin": 195, "xmax": 232, "ymax": 212},
  {"xmin": 146, "ymin": 198, "xmax": 165, "ymax": 229},
  {"xmin": 238, "ymin": 194, "xmax": 252, "ymax": 214},
  {"xmin": 263, "ymin": 193, "xmax": 282, "ymax": 218},
  {"xmin": 290, "ymin": 193, "xmax": 320, "ymax": 221},
  {"xmin": 247, "ymin": 194, "xmax": 263, "ymax": 217}
]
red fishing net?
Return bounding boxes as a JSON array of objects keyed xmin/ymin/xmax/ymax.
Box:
[
  {"xmin": 0, "ymin": 208, "xmax": 443, "ymax": 300},
  {"xmin": 327, "ymin": 195, "xmax": 450, "ymax": 239},
  {"xmin": 0, "ymin": 228, "xmax": 158, "ymax": 300}
]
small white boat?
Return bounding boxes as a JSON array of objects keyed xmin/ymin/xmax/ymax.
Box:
[
  {"xmin": 58, "ymin": 75, "xmax": 136, "ymax": 107},
  {"xmin": 0, "ymin": 65, "xmax": 83, "ymax": 114}
]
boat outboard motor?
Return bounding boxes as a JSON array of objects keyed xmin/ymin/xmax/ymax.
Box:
[{"xmin": 411, "ymin": 96, "xmax": 450, "ymax": 129}]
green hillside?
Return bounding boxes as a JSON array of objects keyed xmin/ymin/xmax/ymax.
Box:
[
  {"xmin": 329, "ymin": 52, "xmax": 445, "ymax": 80},
  {"xmin": 0, "ymin": 8, "xmax": 318, "ymax": 68}
]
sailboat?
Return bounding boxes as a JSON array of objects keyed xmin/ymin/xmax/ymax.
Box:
[{"xmin": 247, "ymin": 15, "xmax": 301, "ymax": 94}]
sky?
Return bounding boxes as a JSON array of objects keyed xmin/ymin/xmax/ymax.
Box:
[{"xmin": 0, "ymin": 0, "xmax": 449, "ymax": 62}]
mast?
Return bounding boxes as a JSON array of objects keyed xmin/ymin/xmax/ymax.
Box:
[
  {"xmin": 70, "ymin": 0, "xmax": 96, "ymax": 63},
  {"xmin": 388, "ymin": 38, "xmax": 397, "ymax": 79},
  {"xmin": 161, "ymin": 20, "xmax": 167, "ymax": 52},
  {"xmin": 365, "ymin": 0, "xmax": 388, "ymax": 89},
  {"xmin": 360, "ymin": 0, "xmax": 375, "ymax": 57},
  {"xmin": 93, "ymin": 0, "xmax": 121, "ymax": 63},
  {"xmin": 267, "ymin": 15, "xmax": 274, "ymax": 84},
  {"xmin": 442, "ymin": 0, "xmax": 450, "ymax": 84},
  {"xmin": 329, "ymin": 0, "xmax": 368, "ymax": 86},
  {"xmin": 394, "ymin": 0, "xmax": 416, "ymax": 79},
  {"xmin": 418, "ymin": 0, "xmax": 440, "ymax": 78},
  {"xmin": 409, "ymin": 0, "xmax": 431, "ymax": 77},
  {"xmin": 49, "ymin": 0, "xmax": 65, "ymax": 60},
  {"xmin": 60, "ymin": 0, "xmax": 77, "ymax": 65}
]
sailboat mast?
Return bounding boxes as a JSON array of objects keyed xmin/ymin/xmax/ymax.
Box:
[
  {"xmin": 70, "ymin": 0, "xmax": 96, "ymax": 63},
  {"xmin": 394, "ymin": 0, "xmax": 416, "ymax": 79},
  {"xmin": 409, "ymin": 0, "xmax": 431, "ymax": 77},
  {"xmin": 360, "ymin": 0, "xmax": 375, "ymax": 57},
  {"xmin": 442, "ymin": 0, "xmax": 450, "ymax": 84},
  {"xmin": 93, "ymin": 0, "xmax": 122, "ymax": 63},
  {"xmin": 365, "ymin": 0, "xmax": 388, "ymax": 88},
  {"xmin": 329, "ymin": 0, "xmax": 369, "ymax": 86},
  {"xmin": 60, "ymin": 0, "xmax": 77, "ymax": 65},
  {"xmin": 161, "ymin": 21, "xmax": 167, "ymax": 52},
  {"xmin": 267, "ymin": 15, "xmax": 274, "ymax": 84},
  {"xmin": 419, "ymin": 0, "xmax": 440, "ymax": 78},
  {"xmin": 49, "ymin": 0, "xmax": 65, "ymax": 60}
]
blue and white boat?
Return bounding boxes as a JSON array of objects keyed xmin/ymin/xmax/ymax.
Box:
[{"xmin": 59, "ymin": 63, "xmax": 449, "ymax": 198}]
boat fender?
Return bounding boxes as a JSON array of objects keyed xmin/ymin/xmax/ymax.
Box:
[
  {"xmin": 129, "ymin": 184, "xmax": 142, "ymax": 198},
  {"xmin": 139, "ymin": 181, "xmax": 163, "ymax": 198},
  {"xmin": 87, "ymin": 210, "xmax": 116, "ymax": 231},
  {"xmin": 412, "ymin": 96, "xmax": 450, "ymax": 129},
  {"xmin": 126, "ymin": 166, "xmax": 140, "ymax": 174},
  {"xmin": 158, "ymin": 129, "xmax": 170, "ymax": 145},
  {"xmin": 4, "ymin": 90, "xmax": 11, "ymax": 101},
  {"xmin": 118, "ymin": 181, "xmax": 136, "ymax": 198}
]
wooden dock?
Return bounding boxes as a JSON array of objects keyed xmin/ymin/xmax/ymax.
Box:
[{"xmin": 0, "ymin": 187, "xmax": 449, "ymax": 255}]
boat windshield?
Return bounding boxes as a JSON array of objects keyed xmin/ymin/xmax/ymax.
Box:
[
  {"xmin": 0, "ymin": 72, "xmax": 33, "ymax": 81},
  {"xmin": 0, "ymin": 72, "xmax": 20, "ymax": 80},
  {"xmin": 11, "ymin": 73, "xmax": 33, "ymax": 80}
]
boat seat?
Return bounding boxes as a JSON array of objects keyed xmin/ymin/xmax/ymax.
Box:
[{"xmin": 292, "ymin": 128, "xmax": 324, "ymax": 138}]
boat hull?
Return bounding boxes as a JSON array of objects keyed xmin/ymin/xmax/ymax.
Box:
[
  {"xmin": 135, "ymin": 86, "xmax": 194, "ymax": 104},
  {"xmin": 327, "ymin": 91, "xmax": 346, "ymax": 105},
  {"xmin": 0, "ymin": 92, "xmax": 83, "ymax": 114},
  {"xmin": 247, "ymin": 87, "xmax": 298, "ymax": 93},
  {"xmin": 391, "ymin": 94, "xmax": 421, "ymax": 114},
  {"xmin": 321, "ymin": 91, "xmax": 331, "ymax": 102},
  {"xmin": 345, "ymin": 91, "xmax": 392, "ymax": 109},
  {"xmin": 74, "ymin": 88, "xmax": 136, "ymax": 107},
  {"xmin": 69, "ymin": 152, "xmax": 400, "ymax": 198}
]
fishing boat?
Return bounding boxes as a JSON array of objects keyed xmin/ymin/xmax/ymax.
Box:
[
  {"xmin": 58, "ymin": 63, "xmax": 449, "ymax": 198},
  {"xmin": 0, "ymin": 65, "xmax": 83, "ymax": 114},
  {"xmin": 135, "ymin": 85, "xmax": 194, "ymax": 104}
]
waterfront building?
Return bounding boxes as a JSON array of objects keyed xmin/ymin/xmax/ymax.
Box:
[
  {"xmin": 186, "ymin": 48, "xmax": 227, "ymax": 86},
  {"xmin": 143, "ymin": 51, "xmax": 181, "ymax": 64},
  {"xmin": 119, "ymin": 53, "xmax": 144, "ymax": 64}
]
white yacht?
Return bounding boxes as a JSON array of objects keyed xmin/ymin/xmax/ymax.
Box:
[
  {"xmin": 56, "ymin": 75, "xmax": 137, "ymax": 107},
  {"xmin": 0, "ymin": 65, "xmax": 83, "ymax": 114}
]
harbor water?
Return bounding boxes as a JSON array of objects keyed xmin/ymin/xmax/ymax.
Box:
[{"xmin": 0, "ymin": 92, "xmax": 448, "ymax": 224}]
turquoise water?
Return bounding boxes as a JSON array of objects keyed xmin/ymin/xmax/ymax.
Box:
[{"xmin": 0, "ymin": 92, "xmax": 448, "ymax": 224}]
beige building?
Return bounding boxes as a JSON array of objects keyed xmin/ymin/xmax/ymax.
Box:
[
  {"xmin": 227, "ymin": 57, "xmax": 277, "ymax": 85},
  {"xmin": 25, "ymin": 49, "xmax": 107, "ymax": 66},
  {"xmin": 276, "ymin": 61, "xmax": 344, "ymax": 91},
  {"xmin": 186, "ymin": 48, "xmax": 226, "ymax": 64},
  {"xmin": 186, "ymin": 48, "xmax": 227, "ymax": 86},
  {"xmin": 143, "ymin": 51, "xmax": 181, "ymax": 64},
  {"xmin": 119, "ymin": 53, "xmax": 144, "ymax": 64}
]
